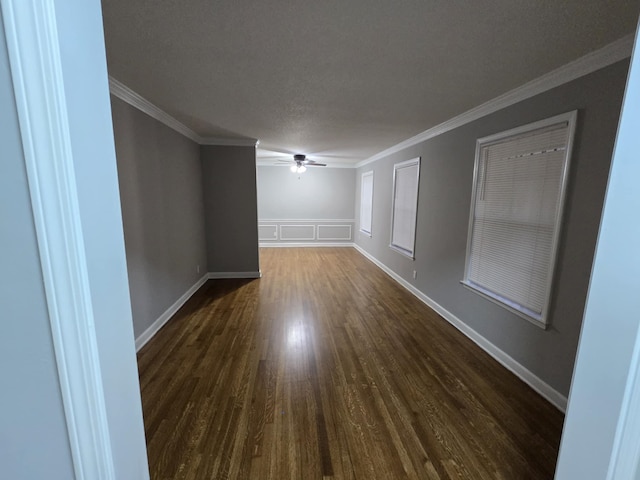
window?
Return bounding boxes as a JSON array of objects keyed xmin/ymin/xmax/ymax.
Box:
[
  {"xmin": 390, "ymin": 158, "xmax": 420, "ymax": 258},
  {"xmin": 359, "ymin": 171, "xmax": 374, "ymax": 235},
  {"xmin": 463, "ymin": 111, "xmax": 577, "ymax": 327}
]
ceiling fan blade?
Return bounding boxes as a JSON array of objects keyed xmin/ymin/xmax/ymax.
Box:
[{"xmin": 306, "ymin": 163, "xmax": 326, "ymax": 166}]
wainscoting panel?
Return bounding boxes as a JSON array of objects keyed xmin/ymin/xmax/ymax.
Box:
[
  {"xmin": 317, "ymin": 224, "xmax": 352, "ymax": 241},
  {"xmin": 258, "ymin": 219, "xmax": 355, "ymax": 246},
  {"xmin": 280, "ymin": 224, "xmax": 315, "ymax": 241},
  {"xmin": 258, "ymin": 224, "xmax": 278, "ymax": 241}
]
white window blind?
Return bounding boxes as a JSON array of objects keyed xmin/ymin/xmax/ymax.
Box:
[
  {"xmin": 360, "ymin": 171, "xmax": 374, "ymax": 235},
  {"xmin": 463, "ymin": 112, "xmax": 576, "ymax": 326},
  {"xmin": 390, "ymin": 158, "xmax": 420, "ymax": 258}
]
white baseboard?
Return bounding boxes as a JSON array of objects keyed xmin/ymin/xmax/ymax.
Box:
[
  {"xmin": 259, "ymin": 242, "xmax": 354, "ymax": 248},
  {"xmin": 135, "ymin": 274, "xmax": 208, "ymax": 352},
  {"xmin": 353, "ymin": 244, "xmax": 568, "ymax": 412},
  {"xmin": 208, "ymin": 271, "xmax": 262, "ymax": 279}
]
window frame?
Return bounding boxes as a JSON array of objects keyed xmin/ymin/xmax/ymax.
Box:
[
  {"xmin": 359, "ymin": 170, "xmax": 374, "ymax": 236},
  {"xmin": 389, "ymin": 157, "xmax": 421, "ymax": 259},
  {"xmin": 462, "ymin": 111, "xmax": 577, "ymax": 328}
]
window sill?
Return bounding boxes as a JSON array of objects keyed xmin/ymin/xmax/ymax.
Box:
[
  {"xmin": 389, "ymin": 243, "xmax": 415, "ymax": 260},
  {"xmin": 460, "ymin": 280, "xmax": 549, "ymax": 330}
]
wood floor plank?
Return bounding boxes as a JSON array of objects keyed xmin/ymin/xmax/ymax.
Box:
[{"xmin": 137, "ymin": 247, "xmax": 564, "ymax": 479}]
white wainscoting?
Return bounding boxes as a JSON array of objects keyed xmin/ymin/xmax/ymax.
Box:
[
  {"xmin": 318, "ymin": 224, "xmax": 352, "ymax": 241},
  {"xmin": 259, "ymin": 219, "xmax": 355, "ymax": 246},
  {"xmin": 280, "ymin": 224, "xmax": 315, "ymax": 241},
  {"xmin": 258, "ymin": 224, "xmax": 278, "ymax": 241}
]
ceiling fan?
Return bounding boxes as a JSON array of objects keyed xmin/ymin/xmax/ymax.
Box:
[{"xmin": 277, "ymin": 154, "xmax": 327, "ymax": 173}]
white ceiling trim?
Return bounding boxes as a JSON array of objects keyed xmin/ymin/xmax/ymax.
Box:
[
  {"xmin": 108, "ymin": 76, "xmax": 201, "ymax": 143},
  {"xmin": 200, "ymin": 136, "xmax": 258, "ymax": 147},
  {"xmin": 256, "ymin": 161, "xmax": 355, "ymax": 168},
  {"xmin": 109, "ymin": 76, "xmax": 259, "ymax": 147},
  {"xmin": 356, "ymin": 33, "xmax": 635, "ymax": 168}
]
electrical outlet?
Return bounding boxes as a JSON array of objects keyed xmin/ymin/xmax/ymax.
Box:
[
  {"xmin": 413, "ymin": 270, "xmax": 417, "ymax": 279},
  {"xmin": 197, "ymin": 265, "xmax": 200, "ymax": 274}
]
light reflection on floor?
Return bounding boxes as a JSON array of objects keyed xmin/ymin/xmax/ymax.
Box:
[{"xmin": 286, "ymin": 320, "xmax": 308, "ymax": 351}]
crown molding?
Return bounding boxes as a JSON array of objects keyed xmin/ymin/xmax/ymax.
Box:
[
  {"xmin": 108, "ymin": 76, "xmax": 201, "ymax": 143},
  {"xmin": 108, "ymin": 77, "xmax": 261, "ymax": 147},
  {"xmin": 200, "ymin": 136, "xmax": 259, "ymax": 147},
  {"xmin": 356, "ymin": 33, "xmax": 635, "ymax": 168},
  {"xmin": 256, "ymin": 160, "xmax": 356, "ymax": 168}
]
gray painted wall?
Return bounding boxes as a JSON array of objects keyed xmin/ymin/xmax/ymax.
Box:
[
  {"xmin": 256, "ymin": 166, "xmax": 356, "ymax": 244},
  {"xmin": 0, "ymin": 16, "xmax": 75, "ymax": 478},
  {"xmin": 257, "ymin": 166, "xmax": 356, "ymax": 219},
  {"xmin": 201, "ymin": 146, "xmax": 260, "ymax": 273},
  {"xmin": 111, "ymin": 96, "xmax": 207, "ymax": 338},
  {"xmin": 355, "ymin": 60, "xmax": 629, "ymax": 397}
]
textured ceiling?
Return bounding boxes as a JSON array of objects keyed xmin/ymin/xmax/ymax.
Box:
[{"xmin": 102, "ymin": 0, "xmax": 640, "ymax": 165}]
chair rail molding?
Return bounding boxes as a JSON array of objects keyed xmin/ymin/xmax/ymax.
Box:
[{"xmin": 356, "ymin": 34, "xmax": 634, "ymax": 168}]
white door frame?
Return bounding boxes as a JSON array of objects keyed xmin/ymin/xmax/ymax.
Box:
[{"xmin": 2, "ymin": 1, "xmax": 126, "ymax": 478}]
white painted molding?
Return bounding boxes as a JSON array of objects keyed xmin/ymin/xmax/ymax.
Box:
[
  {"xmin": 317, "ymin": 224, "xmax": 352, "ymax": 241},
  {"xmin": 208, "ymin": 271, "xmax": 262, "ymax": 279},
  {"xmin": 109, "ymin": 77, "xmax": 260, "ymax": 147},
  {"xmin": 607, "ymin": 328, "xmax": 640, "ymax": 479},
  {"xmin": 258, "ymin": 224, "xmax": 279, "ymax": 241},
  {"xmin": 605, "ymin": 28, "xmax": 640, "ymax": 478},
  {"xmin": 353, "ymin": 244, "xmax": 568, "ymax": 412},
  {"xmin": 259, "ymin": 218, "xmax": 355, "ymax": 223},
  {"xmin": 256, "ymin": 160, "xmax": 356, "ymax": 168},
  {"xmin": 200, "ymin": 136, "xmax": 259, "ymax": 147},
  {"xmin": 260, "ymin": 220, "xmax": 355, "ymax": 243},
  {"xmin": 259, "ymin": 242, "xmax": 354, "ymax": 248},
  {"xmin": 108, "ymin": 76, "xmax": 201, "ymax": 143},
  {"xmin": 357, "ymin": 33, "xmax": 635, "ymax": 168},
  {"xmin": 112, "ymin": 32, "xmax": 632, "ymax": 167},
  {"xmin": 1, "ymin": 0, "xmax": 116, "ymax": 477},
  {"xmin": 135, "ymin": 274, "xmax": 208, "ymax": 352},
  {"xmin": 280, "ymin": 224, "xmax": 316, "ymax": 241}
]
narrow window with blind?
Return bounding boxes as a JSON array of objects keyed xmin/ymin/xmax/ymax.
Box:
[
  {"xmin": 462, "ymin": 112, "xmax": 577, "ymax": 327},
  {"xmin": 360, "ymin": 171, "xmax": 374, "ymax": 236},
  {"xmin": 390, "ymin": 158, "xmax": 420, "ymax": 258}
]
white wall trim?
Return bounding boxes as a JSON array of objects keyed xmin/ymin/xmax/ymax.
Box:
[
  {"xmin": 607, "ymin": 326, "xmax": 640, "ymax": 479},
  {"xmin": 259, "ymin": 218, "xmax": 355, "ymax": 223},
  {"xmin": 110, "ymin": 33, "xmax": 633, "ymax": 168},
  {"xmin": 108, "ymin": 76, "xmax": 201, "ymax": 143},
  {"xmin": 279, "ymin": 224, "xmax": 316, "ymax": 241},
  {"xmin": 200, "ymin": 136, "xmax": 259, "ymax": 147},
  {"xmin": 134, "ymin": 274, "xmax": 208, "ymax": 352},
  {"xmin": 260, "ymin": 242, "xmax": 354, "ymax": 248},
  {"xmin": 353, "ymin": 244, "xmax": 568, "ymax": 412},
  {"xmin": 317, "ymin": 224, "xmax": 352, "ymax": 241},
  {"xmin": 109, "ymin": 77, "xmax": 260, "ymax": 147},
  {"xmin": 605, "ymin": 28, "xmax": 640, "ymax": 477},
  {"xmin": 356, "ymin": 34, "xmax": 635, "ymax": 168},
  {"xmin": 258, "ymin": 224, "xmax": 279, "ymax": 241},
  {"xmin": 208, "ymin": 271, "xmax": 262, "ymax": 279},
  {"xmin": 256, "ymin": 160, "xmax": 356, "ymax": 168},
  {"xmin": 2, "ymin": 1, "xmax": 116, "ymax": 477}
]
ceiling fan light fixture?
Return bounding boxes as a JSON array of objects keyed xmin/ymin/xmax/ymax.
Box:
[
  {"xmin": 290, "ymin": 165, "xmax": 298, "ymax": 173},
  {"xmin": 298, "ymin": 165, "xmax": 307, "ymax": 173}
]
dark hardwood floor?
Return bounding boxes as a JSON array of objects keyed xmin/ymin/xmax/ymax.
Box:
[{"xmin": 137, "ymin": 247, "xmax": 564, "ymax": 479}]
